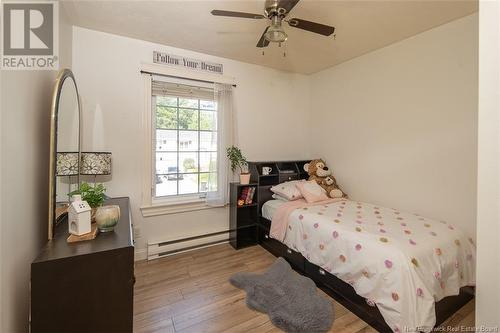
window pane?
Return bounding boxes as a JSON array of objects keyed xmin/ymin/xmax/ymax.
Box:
[
  {"xmin": 200, "ymin": 172, "xmax": 217, "ymax": 192},
  {"xmin": 179, "ymin": 152, "xmax": 198, "ymax": 173},
  {"xmin": 178, "ymin": 131, "xmax": 198, "ymax": 151},
  {"xmin": 200, "ymin": 100, "xmax": 215, "ymax": 110},
  {"xmin": 200, "ymin": 131, "xmax": 217, "ymax": 151},
  {"xmin": 156, "ymin": 106, "xmax": 177, "ymax": 129},
  {"xmin": 200, "ymin": 152, "xmax": 217, "ymax": 172},
  {"xmin": 178, "ymin": 98, "xmax": 198, "ymax": 108},
  {"xmin": 199, "ymin": 173, "xmax": 209, "ymax": 192},
  {"xmin": 157, "ymin": 96, "xmax": 177, "ymax": 107},
  {"xmin": 155, "ymin": 175, "xmax": 177, "ymax": 196},
  {"xmin": 179, "ymin": 108, "xmax": 198, "ymax": 130},
  {"xmin": 200, "ymin": 111, "xmax": 217, "ymax": 131},
  {"xmin": 156, "ymin": 130, "xmax": 177, "ymax": 151},
  {"xmin": 156, "ymin": 152, "xmax": 177, "ymax": 174},
  {"xmin": 179, "ymin": 173, "xmax": 198, "ymax": 195}
]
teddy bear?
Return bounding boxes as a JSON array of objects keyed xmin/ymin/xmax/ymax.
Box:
[
  {"xmin": 304, "ymin": 159, "xmax": 345, "ymax": 198},
  {"xmin": 321, "ymin": 176, "xmax": 344, "ymax": 198},
  {"xmin": 304, "ymin": 159, "xmax": 331, "ymax": 184}
]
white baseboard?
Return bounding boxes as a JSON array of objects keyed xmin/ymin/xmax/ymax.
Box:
[{"xmin": 147, "ymin": 230, "xmax": 229, "ymax": 261}]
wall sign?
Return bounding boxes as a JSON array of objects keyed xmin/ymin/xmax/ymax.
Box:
[{"xmin": 153, "ymin": 51, "xmax": 223, "ymax": 75}]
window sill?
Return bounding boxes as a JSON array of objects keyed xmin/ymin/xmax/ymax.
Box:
[{"xmin": 140, "ymin": 198, "xmax": 216, "ymax": 217}]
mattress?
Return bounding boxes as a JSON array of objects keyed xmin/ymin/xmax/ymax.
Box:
[
  {"xmin": 261, "ymin": 199, "xmax": 286, "ymax": 220},
  {"xmin": 265, "ymin": 198, "xmax": 476, "ymax": 333}
]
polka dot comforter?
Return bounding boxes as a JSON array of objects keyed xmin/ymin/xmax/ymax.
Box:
[{"xmin": 269, "ymin": 198, "xmax": 476, "ymax": 332}]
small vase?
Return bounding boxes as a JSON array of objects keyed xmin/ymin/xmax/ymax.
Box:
[
  {"xmin": 95, "ymin": 205, "xmax": 120, "ymax": 232},
  {"xmin": 240, "ymin": 173, "xmax": 251, "ymax": 185}
]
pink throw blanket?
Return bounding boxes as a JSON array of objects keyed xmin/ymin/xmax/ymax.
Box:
[{"xmin": 270, "ymin": 198, "xmax": 343, "ymax": 241}]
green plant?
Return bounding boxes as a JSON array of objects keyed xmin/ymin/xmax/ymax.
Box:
[
  {"xmin": 226, "ymin": 146, "xmax": 248, "ymax": 174},
  {"xmin": 69, "ymin": 182, "xmax": 106, "ymax": 208},
  {"xmin": 183, "ymin": 158, "xmax": 196, "ymax": 171}
]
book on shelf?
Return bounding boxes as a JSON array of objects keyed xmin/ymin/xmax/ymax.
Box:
[
  {"xmin": 245, "ymin": 187, "xmax": 255, "ymax": 205},
  {"xmin": 239, "ymin": 187, "xmax": 249, "ymax": 205},
  {"xmin": 238, "ymin": 186, "xmax": 256, "ymax": 206}
]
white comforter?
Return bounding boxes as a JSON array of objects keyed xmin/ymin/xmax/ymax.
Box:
[{"xmin": 273, "ymin": 199, "xmax": 475, "ymax": 332}]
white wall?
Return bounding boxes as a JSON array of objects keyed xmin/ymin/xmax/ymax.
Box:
[
  {"xmin": 71, "ymin": 27, "xmax": 311, "ymax": 256},
  {"xmin": 0, "ymin": 9, "xmax": 73, "ymax": 333},
  {"xmin": 309, "ymin": 14, "xmax": 478, "ymax": 239},
  {"xmin": 476, "ymin": 0, "xmax": 500, "ymax": 327}
]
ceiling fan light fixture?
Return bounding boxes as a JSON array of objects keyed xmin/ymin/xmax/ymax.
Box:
[{"xmin": 264, "ymin": 23, "xmax": 288, "ymax": 43}]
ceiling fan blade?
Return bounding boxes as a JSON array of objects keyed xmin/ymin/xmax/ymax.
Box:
[
  {"xmin": 256, "ymin": 27, "xmax": 270, "ymax": 48},
  {"xmin": 287, "ymin": 18, "xmax": 335, "ymax": 36},
  {"xmin": 211, "ymin": 10, "xmax": 265, "ymax": 19},
  {"xmin": 277, "ymin": 0, "xmax": 300, "ymax": 15}
]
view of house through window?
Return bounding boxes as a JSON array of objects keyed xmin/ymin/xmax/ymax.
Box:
[{"xmin": 153, "ymin": 87, "xmax": 218, "ymax": 198}]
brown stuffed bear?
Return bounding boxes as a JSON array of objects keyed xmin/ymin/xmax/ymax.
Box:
[
  {"xmin": 304, "ymin": 159, "xmax": 331, "ymax": 185},
  {"xmin": 304, "ymin": 159, "xmax": 345, "ymax": 198},
  {"xmin": 321, "ymin": 176, "xmax": 344, "ymax": 198}
]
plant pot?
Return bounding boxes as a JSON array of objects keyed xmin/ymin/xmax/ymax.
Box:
[
  {"xmin": 240, "ymin": 173, "xmax": 251, "ymax": 185},
  {"xmin": 95, "ymin": 205, "xmax": 121, "ymax": 232}
]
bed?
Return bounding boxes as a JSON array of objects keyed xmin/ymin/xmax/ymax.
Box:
[{"xmin": 248, "ymin": 160, "xmax": 475, "ymax": 333}]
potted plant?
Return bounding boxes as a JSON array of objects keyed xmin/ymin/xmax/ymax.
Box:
[
  {"xmin": 69, "ymin": 182, "xmax": 106, "ymax": 221},
  {"xmin": 226, "ymin": 146, "xmax": 250, "ymax": 185}
]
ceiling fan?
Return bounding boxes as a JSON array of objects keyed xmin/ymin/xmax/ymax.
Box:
[{"xmin": 211, "ymin": 0, "xmax": 335, "ymax": 48}]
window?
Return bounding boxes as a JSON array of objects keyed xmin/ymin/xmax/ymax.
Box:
[{"xmin": 152, "ymin": 80, "xmax": 218, "ymax": 199}]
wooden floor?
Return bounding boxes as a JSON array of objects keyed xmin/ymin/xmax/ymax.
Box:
[{"xmin": 134, "ymin": 244, "xmax": 475, "ymax": 333}]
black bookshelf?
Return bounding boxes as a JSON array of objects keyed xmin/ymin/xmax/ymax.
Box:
[{"xmin": 229, "ymin": 182, "xmax": 259, "ymax": 249}]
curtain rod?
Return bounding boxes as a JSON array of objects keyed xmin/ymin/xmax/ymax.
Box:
[{"xmin": 140, "ymin": 70, "xmax": 237, "ymax": 87}]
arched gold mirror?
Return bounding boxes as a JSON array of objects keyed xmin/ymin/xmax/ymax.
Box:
[{"xmin": 48, "ymin": 69, "xmax": 81, "ymax": 240}]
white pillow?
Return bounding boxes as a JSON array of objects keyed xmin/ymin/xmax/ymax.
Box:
[
  {"xmin": 296, "ymin": 180, "xmax": 329, "ymax": 203},
  {"xmin": 271, "ymin": 180, "xmax": 304, "ymax": 201},
  {"xmin": 272, "ymin": 194, "xmax": 289, "ymax": 201}
]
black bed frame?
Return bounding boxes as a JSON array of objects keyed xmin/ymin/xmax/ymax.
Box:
[{"xmin": 248, "ymin": 160, "xmax": 474, "ymax": 333}]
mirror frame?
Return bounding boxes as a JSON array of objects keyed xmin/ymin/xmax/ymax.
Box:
[{"xmin": 48, "ymin": 69, "xmax": 82, "ymax": 240}]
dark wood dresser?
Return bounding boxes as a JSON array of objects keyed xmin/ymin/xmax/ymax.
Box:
[{"xmin": 31, "ymin": 197, "xmax": 134, "ymax": 333}]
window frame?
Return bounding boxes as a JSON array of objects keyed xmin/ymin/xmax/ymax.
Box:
[
  {"xmin": 152, "ymin": 95, "xmax": 218, "ymax": 202},
  {"xmin": 140, "ymin": 65, "xmax": 235, "ymax": 217}
]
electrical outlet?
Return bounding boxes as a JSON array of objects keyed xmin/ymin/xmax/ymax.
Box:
[{"xmin": 134, "ymin": 227, "xmax": 141, "ymax": 239}]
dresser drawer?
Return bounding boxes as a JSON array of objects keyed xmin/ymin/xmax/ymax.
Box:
[
  {"xmin": 283, "ymin": 247, "xmax": 305, "ymax": 272},
  {"xmin": 259, "ymin": 227, "xmax": 305, "ymax": 272},
  {"xmin": 259, "ymin": 227, "xmax": 284, "ymax": 257},
  {"xmin": 279, "ymin": 174, "xmax": 299, "ymax": 183},
  {"xmin": 304, "ymin": 261, "xmax": 364, "ymax": 304},
  {"xmin": 305, "ymin": 260, "xmax": 332, "ymax": 286}
]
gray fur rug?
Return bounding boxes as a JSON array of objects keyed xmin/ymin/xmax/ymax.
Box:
[{"xmin": 229, "ymin": 257, "xmax": 334, "ymax": 332}]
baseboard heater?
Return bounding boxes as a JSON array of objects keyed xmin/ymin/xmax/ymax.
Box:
[{"xmin": 147, "ymin": 229, "xmax": 230, "ymax": 260}]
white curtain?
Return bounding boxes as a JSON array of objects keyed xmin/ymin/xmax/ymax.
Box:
[{"xmin": 206, "ymin": 83, "xmax": 234, "ymax": 206}]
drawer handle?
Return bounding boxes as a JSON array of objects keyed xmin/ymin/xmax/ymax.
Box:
[
  {"xmin": 265, "ymin": 234, "xmax": 269, "ymax": 239},
  {"xmin": 288, "ymin": 177, "xmax": 292, "ymax": 180},
  {"xmin": 286, "ymin": 249, "xmax": 292, "ymax": 254},
  {"xmin": 319, "ymin": 269, "xmax": 326, "ymax": 276}
]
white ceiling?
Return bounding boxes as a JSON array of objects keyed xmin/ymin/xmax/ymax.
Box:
[{"xmin": 61, "ymin": 0, "xmax": 478, "ymax": 74}]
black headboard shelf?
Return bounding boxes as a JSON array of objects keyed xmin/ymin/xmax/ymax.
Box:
[{"xmin": 248, "ymin": 160, "xmax": 311, "ymax": 214}]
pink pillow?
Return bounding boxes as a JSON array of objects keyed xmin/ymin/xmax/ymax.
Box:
[
  {"xmin": 270, "ymin": 180, "xmax": 304, "ymax": 201},
  {"xmin": 296, "ymin": 180, "xmax": 329, "ymax": 203}
]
